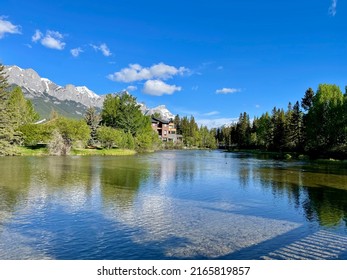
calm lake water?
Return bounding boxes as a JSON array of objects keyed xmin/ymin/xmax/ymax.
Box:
[{"xmin": 1, "ymin": 150, "xmax": 347, "ymax": 260}]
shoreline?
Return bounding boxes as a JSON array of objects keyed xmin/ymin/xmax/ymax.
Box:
[
  {"xmin": 222, "ymin": 148, "xmax": 347, "ymax": 163},
  {"xmin": 14, "ymin": 146, "xmax": 137, "ymax": 156}
]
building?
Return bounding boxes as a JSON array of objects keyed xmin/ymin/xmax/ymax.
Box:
[{"xmin": 151, "ymin": 117, "xmax": 182, "ymax": 143}]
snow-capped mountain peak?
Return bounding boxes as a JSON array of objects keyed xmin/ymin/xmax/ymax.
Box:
[
  {"xmin": 76, "ymin": 86, "xmax": 100, "ymax": 99},
  {"xmin": 4, "ymin": 64, "xmax": 176, "ymax": 120},
  {"xmin": 5, "ymin": 65, "xmax": 104, "ymax": 108}
]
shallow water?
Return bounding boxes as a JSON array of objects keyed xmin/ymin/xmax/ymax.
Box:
[{"xmin": 1, "ymin": 150, "xmax": 347, "ymax": 259}]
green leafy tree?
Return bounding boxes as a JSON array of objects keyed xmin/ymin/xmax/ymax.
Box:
[
  {"xmin": 305, "ymin": 84, "xmax": 344, "ymax": 152},
  {"xmin": 19, "ymin": 123, "xmax": 51, "ymax": 146},
  {"xmin": 96, "ymin": 126, "xmax": 129, "ymax": 149},
  {"xmin": 101, "ymin": 92, "xmax": 146, "ymax": 136},
  {"xmin": 46, "ymin": 117, "xmax": 90, "ymax": 152},
  {"xmin": 135, "ymin": 129, "xmax": 161, "ymax": 152}
]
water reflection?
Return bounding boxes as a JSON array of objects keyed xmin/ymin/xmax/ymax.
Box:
[
  {"xmin": 254, "ymin": 161, "xmax": 347, "ymax": 229},
  {"xmin": 99, "ymin": 156, "xmax": 149, "ymax": 209},
  {"xmin": 0, "ymin": 152, "xmax": 347, "ymax": 259}
]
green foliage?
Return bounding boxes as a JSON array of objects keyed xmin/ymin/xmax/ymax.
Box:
[
  {"xmin": 301, "ymin": 88, "xmax": 314, "ymax": 111},
  {"xmin": 36, "ymin": 117, "xmax": 91, "ymax": 155},
  {"xmin": 217, "ymin": 83, "xmax": 347, "ymax": 158},
  {"xmin": 97, "ymin": 126, "xmax": 127, "ymax": 149},
  {"xmin": 0, "ymin": 64, "xmax": 15, "ymax": 155},
  {"xmin": 101, "ymin": 92, "xmax": 146, "ymax": 136},
  {"xmin": 100, "ymin": 92, "xmax": 162, "ymax": 152},
  {"xmin": 19, "ymin": 123, "xmax": 51, "ymax": 146},
  {"xmin": 135, "ymin": 130, "xmax": 160, "ymax": 152},
  {"xmin": 151, "ymin": 112, "xmax": 161, "ymax": 119},
  {"xmin": 8, "ymin": 86, "xmax": 40, "ymax": 126},
  {"xmin": 0, "ymin": 66, "xmax": 28, "ymax": 154},
  {"xmin": 305, "ymin": 84, "xmax": 345, "ymax": 151},
  {"xmin": 50, "ymin": 117, "xmax": 90, "ymax": 147}
]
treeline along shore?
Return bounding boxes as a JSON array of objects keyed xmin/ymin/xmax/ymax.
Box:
[
  {"xmin": 216, "ymin": 85, "xmax": 347, "ymax": 160},
  {"xmin": 1, "ymin": 63, "xmax": 347, "ymax": 159}
]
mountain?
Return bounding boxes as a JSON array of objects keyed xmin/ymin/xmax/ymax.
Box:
[
  {"xmin": 5, "ymin": 65, "xmax": 175, "ymax": 120},
  {"xmin": 141, "ymin": 104, "xmax": 175, "ymax": 120}
]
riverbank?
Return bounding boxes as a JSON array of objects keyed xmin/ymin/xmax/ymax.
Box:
[
  {"xmin": 223, "ymin": 148, "xmax": 347, "ymax": 162},
  {"xmin": 15, "ymin": 146, "xmax": 137, "ymax": 156}
]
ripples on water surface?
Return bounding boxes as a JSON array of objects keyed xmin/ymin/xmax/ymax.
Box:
[{"xmin": 0, "ymin": 150, "xmax": 347, "ymax": 259}]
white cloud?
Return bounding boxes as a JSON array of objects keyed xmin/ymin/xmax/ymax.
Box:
[
  {"xmin": 0, "ymin": 17, "xmax": 21, "ymax": 38},
  {"xmin": 192, "ymin": 85, "xmax": 199, "ymax": 91},
  {"xmin": 70, "ymin": 47, "xmax": 83, "ymax": 57},
  {"xmin": 203, "ymin": 111, "xmax": 220, "ymax": 116},
  {"xmin": 91, "ymin": 43, "xmax": 112, "ymax": 57},
  {"xmin": 196, "ymin": 118, "xmax": 238, "ymax": 129},
  {"xmin": 255, "ymin": 104, "xmax": 261, "ymax": 108},
  {"xmin": 32, "ymin": 30, "xmax": 66, "ymax": 50},
  {"xmin": 143, "ymin": 80, "xmax": 181, "ymax": 96},
  {"xmin": 32, "ymin": 29, "xmax": 42, "ymax": 42},
  {"xmin": 126, "ymin": 85, "xmax": 138, "ymax": 91},
  {"xmin": 329, "ymin": 0, "xmax": 337, "ymax": 16},
  {"xmin": 215, "ymin": 88, "xmax": 241, "ymax": 94},
  {"xmin": 108, "ymin": 63, "xmax": 188, "ymax": 82}
]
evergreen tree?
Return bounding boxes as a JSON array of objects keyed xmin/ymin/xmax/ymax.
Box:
[
  {"xmin": 271, "ymin": 108, "xmax": 286, "ymax": 151},
  {"xmin": 301, "ymin": 88, "xmax": 315, "ymax": 111},
  {"xmin": 255, "ymin": 112, "xmax": 272, "ymax": 149},
  {"xmin": 173, "ymin": 114, "xmax": 181, "ymax": 134},
  {"xmin": 236, "ymin": 112, "xmax": 251, "ymax": 148},
  {"xmin": 0, "ymin": 64, "xmax": 16, "ymax": 155},
  {"xmin": 84, "ymin": 106, "xmax": 101, "ymax": 146},
  {"xmin": 8, "ymin": 86, "xmax": 40, "ymax": 127}
]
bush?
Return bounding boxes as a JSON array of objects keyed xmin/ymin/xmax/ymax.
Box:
[
  {"xmin": 19, "ymin": 124, "xmax": 51, "ymax": 146},
  {"xmin": 46, "ymin": 117, "xmax": 90, "ymax": 148},
  {"xmin": 96, "ymin": 126, "xmax": 131, "ymax": 149}
]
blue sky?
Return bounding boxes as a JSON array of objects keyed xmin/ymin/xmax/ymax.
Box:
[{"xmin": 1, "ymin": 0, "xmax": 346, "ymax": 127}]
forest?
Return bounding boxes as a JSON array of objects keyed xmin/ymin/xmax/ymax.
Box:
[{"xmin": 216, "ymin": 85, "xmax": 347, "ymax": 159}]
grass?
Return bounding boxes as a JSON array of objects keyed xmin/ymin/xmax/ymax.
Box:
[
  {"xmin": 71, "ymin": 148, "xmax": 136, "ymax": 156},
  {"xmin": 16, "ymin": 146, "xmax": 48, "ymax": 156},
  {"xmin": 16, "ymin": 146, "xmax": 137, "ymax": 156}
]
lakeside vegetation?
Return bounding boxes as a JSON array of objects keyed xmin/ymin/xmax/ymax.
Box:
[
  {"xmin": 0, "ymin": 63, "xmax": 217, "ymax": 156},
  {"xmin": 2, "ymin": 62, "xmax": 346, "ymax": 159},
  {"xmin": 216, "ymin": 85, "xmax": 347, "ymax": 159}
]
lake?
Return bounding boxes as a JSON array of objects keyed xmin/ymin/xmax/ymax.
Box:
[{"xmin": 1, "ymin": 150, "xmax": 347, "ymax": 260}]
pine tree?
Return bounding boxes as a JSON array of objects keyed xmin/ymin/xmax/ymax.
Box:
[
  {"xmin": 84, "ymin": 106, "xmax": 101, "ymax": 146},
  {"xmin": 0, "ymin": 64, "xmax": 16, "ymax": 155}
]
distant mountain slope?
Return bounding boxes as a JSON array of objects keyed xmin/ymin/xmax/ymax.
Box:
[{"xmin": 5, "ymin": 65, "xmax": 175, "ymax": 121}]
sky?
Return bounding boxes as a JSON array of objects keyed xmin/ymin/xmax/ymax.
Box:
[{"xmin": 1, "ymin": 0, "xmax": 346, "ymax": 127}]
